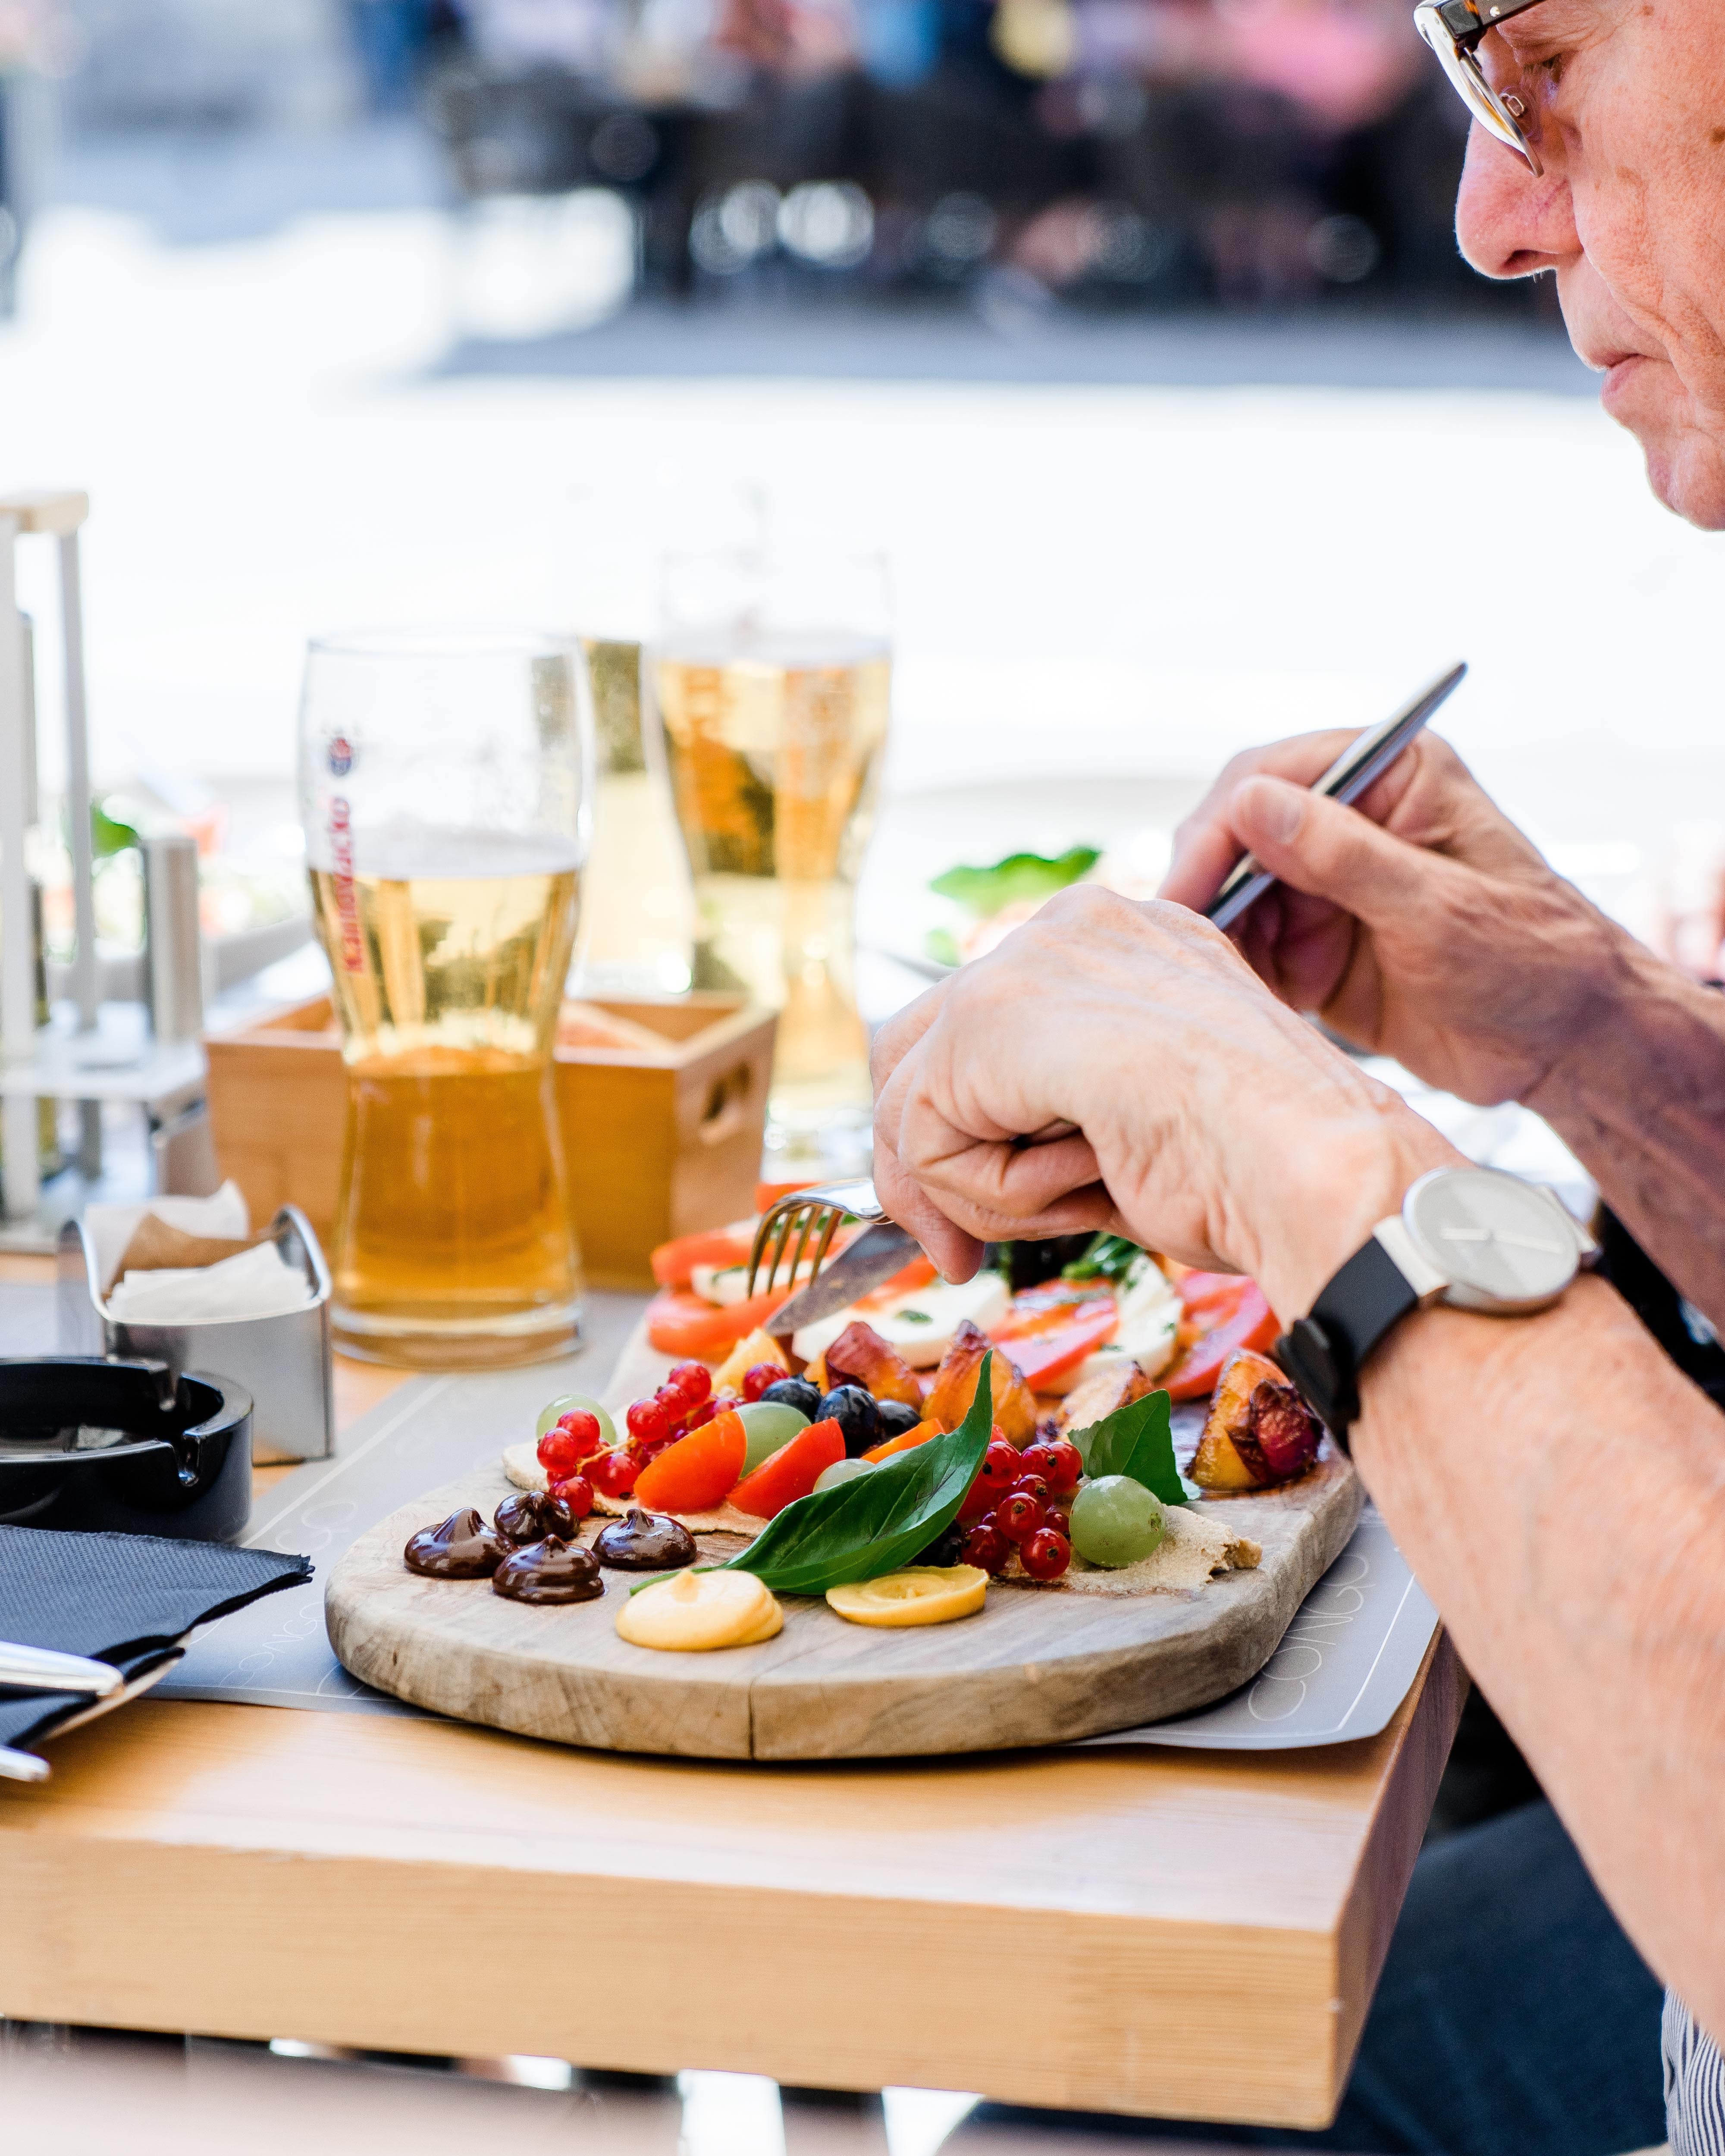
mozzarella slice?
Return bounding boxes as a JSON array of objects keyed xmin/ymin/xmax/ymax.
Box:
[
  {"xmin": 794, "ymin": 1272, "xmax": 1010, "ymax": 1368},
  {"xmin": 1111, "ymin": 1258, "xmax": 1181, "ymax": 1376},
  {"xmin": 690, "ymin": 1262, "xmax": 753, "ymax": 1307}
]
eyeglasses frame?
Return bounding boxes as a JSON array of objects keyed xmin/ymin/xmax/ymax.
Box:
[{"xmin": 1414, "ymin": 0, "xmax": 1550, "ymax": 175}]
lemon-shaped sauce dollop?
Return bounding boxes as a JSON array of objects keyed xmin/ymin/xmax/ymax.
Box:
[{"xmin": 825, "ymin": 1565, "xmax": 988, "ymax": 1628}]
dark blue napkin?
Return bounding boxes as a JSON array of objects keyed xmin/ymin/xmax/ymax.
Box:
[{"xmin": 0, "ymin": 1524, "xmax": 310, "ymax": 1755}]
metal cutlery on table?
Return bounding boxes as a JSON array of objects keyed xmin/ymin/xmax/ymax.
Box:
[
  {"xmin": 0, "ymin": 1642, "xmax": 122, "ymax": 1697},
  {"xmin": 0, "ymin": 1642, "xmax": 121, "ymax": 1784}
]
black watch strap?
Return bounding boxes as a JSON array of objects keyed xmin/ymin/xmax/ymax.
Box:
[{"xmin": 1275, "ymin": 1234, "xmax": 1421, "ymax": 1447}]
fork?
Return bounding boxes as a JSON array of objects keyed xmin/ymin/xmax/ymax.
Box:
[{"xmin": 746, "ymin": 1179, "xmax": 885, "ymax": 1298}]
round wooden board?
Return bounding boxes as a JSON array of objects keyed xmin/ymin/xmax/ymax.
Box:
[{"xmin": 326, "ymin": 1454, "xmax": 1363, "ymax": 1763}]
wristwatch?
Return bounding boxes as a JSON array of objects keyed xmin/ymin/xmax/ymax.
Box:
[{"xmin": 1276, "ymin": 1166, "xmax": 1598, "ymax": 1443}]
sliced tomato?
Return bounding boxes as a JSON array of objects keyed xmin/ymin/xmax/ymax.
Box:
[
  {"xmin": 731, "ymin": 1417, "xmax": 846, "ymax": 1518},
  {"xmin": 645, "ymin": 1284, "xmax": 792, "ymax": 1360},
  {"xmin": 649, "ymin": 1227, "xmax": 754, "ymax": 1290},
  {"xmin": 994, "ymin": 1279, "xmax": 1110, "ymax": 1323},
  {"xmin": 1161, "ymin": 1274, "xmax": 1278, "ymax": 1400},
  {"xmin": 991, "ymin": 1301, "xmax": 1119, "ymax": 1390},
  {"xmin": 635, "ymin": 1409, "xmax": 748, "ymax": 1513},
  {"xmin": 992, "ymin": 1286, "xmax": 1113, "ymax": 1338}
]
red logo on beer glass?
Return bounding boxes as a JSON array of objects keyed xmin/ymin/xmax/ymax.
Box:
[{"xmin": 328, "ymin": 796, "xmax": 363, "ymax": 973}]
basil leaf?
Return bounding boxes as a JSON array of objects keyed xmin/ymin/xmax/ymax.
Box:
[
  {"xmin": 722, "ymin": 1354, "xmax": 997, "ymax": 1595},
  {"xmin": 1060, "ymin": 1232, "xmax": 1147, "ymax": 1284},
  {"xmin": 1067, "ymin": 1388, "xmax": 1186, "ymax": 1506},
  {"xmin": 928, "ymin": 846, "xmax": 1100, "ymax": 919}
]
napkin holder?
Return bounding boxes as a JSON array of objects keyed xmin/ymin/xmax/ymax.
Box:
[{"xmin": 56, "ymin": 1205, "xmax": 336, "ymax": 1464}]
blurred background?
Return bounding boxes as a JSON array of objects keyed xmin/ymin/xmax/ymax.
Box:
[{"xmin": 2, "ymin": 0, "xmax": 1720, "ymax": 1069}]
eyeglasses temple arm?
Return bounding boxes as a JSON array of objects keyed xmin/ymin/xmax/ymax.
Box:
[{"xmin": 1431, "ymin": 0, "xmax": 1550, "ymax": 53}]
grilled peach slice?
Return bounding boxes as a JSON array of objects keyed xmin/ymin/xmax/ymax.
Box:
[
  {"xmin": 922, "ymin": 1320, "xmax": 1038, "ymax": 1446},
  {"xmin": 1190, "ymin": 1348, "xmax": 1322, "ymax": 1491},
  {"xmin": 822, "ymin": 1320, "xmax": 924, "ymax": 1408},
  {"xmin": 1055, "ymin": 1352, "xmax": 1154, "ymax": 1437}
]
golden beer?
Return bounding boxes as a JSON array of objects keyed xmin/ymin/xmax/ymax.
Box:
[
  {"xmin": 310, "ymin": 839, "xmax": 583, "ymax": 1366},
  {"xmin": 652, "ymin": 636, "xmax": 891, "ymax": 1142}
]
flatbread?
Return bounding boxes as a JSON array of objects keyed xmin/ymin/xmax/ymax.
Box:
[{"xmin": 1002, "ymin": 1502, "xmax": 1261, "ymax": 1597}]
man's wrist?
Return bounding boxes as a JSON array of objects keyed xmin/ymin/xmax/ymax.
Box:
[
  {"xmin": 1524, "ymin": 926, "xmax": 1723, "ymax": 1126},
  {"xmin": 1247, "ymin": 1110, "xmax": 1463, "ymax": 1325}
]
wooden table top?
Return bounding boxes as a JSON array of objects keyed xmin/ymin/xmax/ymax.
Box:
[{"xmin": 0, "ymin": 1253, "xmax": 1463, "ymax": 2131}]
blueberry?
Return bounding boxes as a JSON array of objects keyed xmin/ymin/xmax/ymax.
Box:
[
  {"xmin": 819, "ymin": 1385, "xmax": 881, "ymax": 1458},
  {"xmin": 875, "ymin": 1399, "xmax": 921, "ymax": 1440},
  {"xmin": 913, "ymin": 1522, "xmax": 966, "ymax": 1568},
  {"xmin": 761, "ymin": 1375, "xmax": 822, "ymax": 1420}
]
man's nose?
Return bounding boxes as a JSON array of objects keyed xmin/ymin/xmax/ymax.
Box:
[{"xmin": 1455, "ymin": 122, "xmax": 1580, "ymax": 279}]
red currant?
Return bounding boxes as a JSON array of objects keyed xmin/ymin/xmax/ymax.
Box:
[
  {"xmin": 586, "ymin": 1448, "xmax": 638, "ymax": 1498},
  {"xmin": 958, "ymin": 1472, "xmax": 997, "ymax": 1523},
  {"xmin": 556, "ymin": 1408, "xmax": 605, "ymax": 1457},
  {"xmin": 625, "ymin": 1397, "xmax": 668, "ymax": 1445},
  {"xmin": 1010, "ymin": 1473, "xmax": 1050, "ymax": 1508},
  {"xmin": 1020, "ymin": 1527, "xmax": 1071, "ymax": 1581},
  {"xmin": 961, "ymin": 1522, "xmax": 1012, "ymax": 1575},
  {"xmin": 979, "ymin": 1436, "xmax": 1020, "ymax": 1492},
  {"xmin": 548, "ymin": 1472, "xmax": 594, "ymax": 1518},
  {"xmin": 681, "ymin": 1397, "xmax": 720, "ymax": 1433},
  {"xmin": 1020, "ymin": 1438, "xmax": 1081, "ymax": 1495},
  {"xmin": 996, "ymin": 1491, "xmax": 1046, "ymax": 1544},
  {"xmin": 666, "ymin": 1361, "xmax": 712, "ymax": 1408},
  {"xmin": 537, "ymin": 1427, "xmax": 587, "ymax": 1475},
  {"xmin": 741, "ymin": 1362, "xmax": 782, "ymax": 1403}
]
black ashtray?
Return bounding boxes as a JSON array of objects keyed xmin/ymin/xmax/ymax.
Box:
[{"xmin": 0, "ymin": 1358, "xmax": 253, "ymax": 1542}]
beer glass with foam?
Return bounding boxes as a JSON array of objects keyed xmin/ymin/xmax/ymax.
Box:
[{"xmin": 298, "ymin": 630, "xmax": 593, "ymax": 1366}]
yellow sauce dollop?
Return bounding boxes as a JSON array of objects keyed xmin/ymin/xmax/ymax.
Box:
[
  {"xmin": 825, "ymin": 1565, "xmax": 988, "ymax": 1628},
  {"xmin": 615, "ymin": 1567, "xmax": 783, "ymax": 1651}
]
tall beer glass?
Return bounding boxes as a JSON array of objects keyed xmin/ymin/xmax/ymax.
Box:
[
  {"xmin": 298, "ymin": 630, "xmax": 592, "ymax": 1367},
  {"xmin": 650, "ymin": 550, "xmax": 891, "ymax": 1172}
]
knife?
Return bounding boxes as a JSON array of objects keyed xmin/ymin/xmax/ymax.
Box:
[{"xmin": 767, "ymin": 1220, "xmax": 922, "ymax": 1341}]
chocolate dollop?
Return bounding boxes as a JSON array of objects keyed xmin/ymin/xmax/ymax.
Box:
[
  {"xmin": 495, "ymin": 1489, "xmax": 584, "ymax": 1545},
  {"xmin": 405, "ymin": 1506, "xmax": 505, "ymax": 1579},
  {"xmin": 492, "ymin": 1536, "xmax": 605, "ymax": 1604},
  {"xmin": 594, "ymin": 1507, "xmax": 698, "ymax": 1571}
]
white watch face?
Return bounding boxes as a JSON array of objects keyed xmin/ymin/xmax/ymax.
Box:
[{"xmin": 1404, "ymin": 1168, "xmax": 1580, "ymax": 1312}]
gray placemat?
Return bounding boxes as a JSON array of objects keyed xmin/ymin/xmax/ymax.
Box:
[
  {"xmin": 153, "ymin": 1290, "xmax": 646, "ymax": 1714},
  {"xmin": 0, "ymin": 1283, "xmax": 60, "ymax": 1359},
  {"xmin": 1078, "ymin": 1505, "xmax": 1440, "ymax": 1750}
]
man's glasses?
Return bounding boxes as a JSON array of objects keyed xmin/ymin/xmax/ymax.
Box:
[{"xmin": 1414, "ymin": 0, "xmax": 1549, "ymax": 174}]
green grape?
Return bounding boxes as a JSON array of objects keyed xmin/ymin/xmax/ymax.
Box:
[
  {"xmin": 1069, "ymin": 1475, "xmax": 1166, "ymax": 1568},
  {"xmin": 534, "ymin": 1393, "xmax": 618, "ymax": 1448},
  {"xmin": 737, "ymin": 1401, "xmax": 811, "ymax": 1474},
  {"xmin": 813, "ymin": 1457, "xmax": 876, "ymax": 1493}
]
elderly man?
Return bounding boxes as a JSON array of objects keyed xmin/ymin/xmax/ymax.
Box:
[{"xmin": 872, "ymin": 4, "xmax": 1725, "ymax": 2152}]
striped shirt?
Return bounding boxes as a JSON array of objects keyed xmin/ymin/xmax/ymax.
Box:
[{"xmin": 1665, "ymin": 1991, "xmax": 1725, "ymax": 2154}]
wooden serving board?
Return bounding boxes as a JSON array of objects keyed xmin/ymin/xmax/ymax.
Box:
[{"xmin": 325, "ymin": 1323, "xmax": 1363, "ymax": 1761}]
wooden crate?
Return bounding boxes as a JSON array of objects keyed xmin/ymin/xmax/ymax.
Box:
[{"xmin": 204, "ymin": 994, "xmax": 777, "ymax": 1291}]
